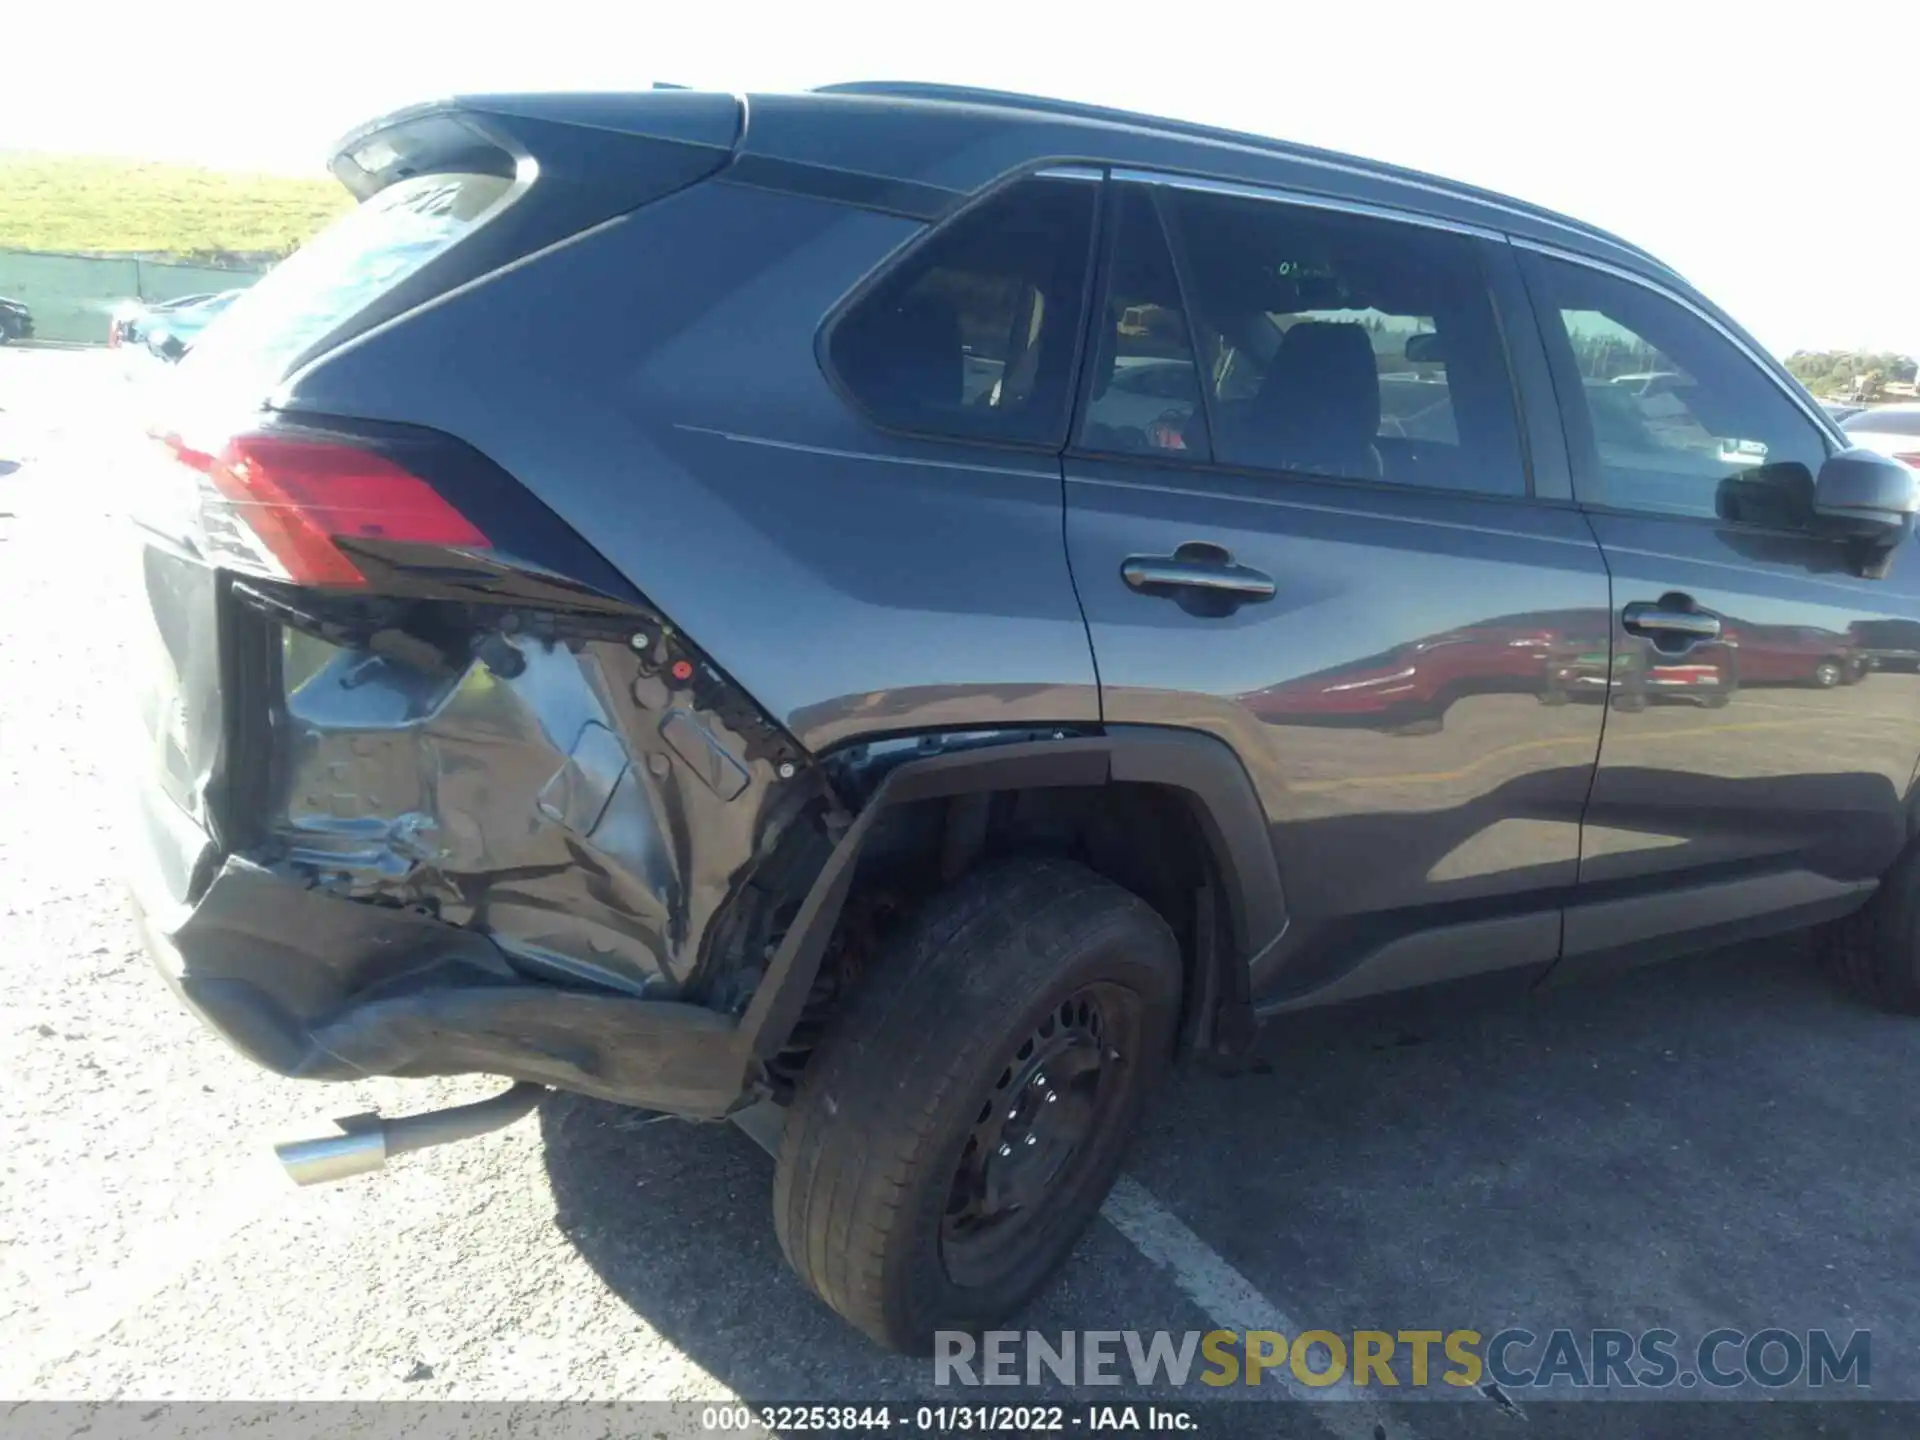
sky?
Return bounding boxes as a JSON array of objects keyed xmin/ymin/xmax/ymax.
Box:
[{"xmin": 5, "ymin": 1, "xmax": 1917, "ymax": 360}]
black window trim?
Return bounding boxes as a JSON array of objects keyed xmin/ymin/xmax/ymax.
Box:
[
  {"xmin": 813, "ymin": 162, "xmax": 1108, "ymax": 455},
  {"xmin": 1068, "ymin": 168, "xmax": 1541, "ymax": 505},
  {"xmin": 1066, "ymin": 178, "xmax": 1221, "ymax": 466},
  {"xmin": 1480, "ymin": 236, "xmax": 1573, "ymax": 504},
  {"xmin": 1109, "ymin": 168, "xmax": 1508, "ymax": 242}
]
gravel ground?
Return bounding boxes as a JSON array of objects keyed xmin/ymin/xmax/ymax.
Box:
[{"xmin": 4, "ymin": 346, "xmax": 1920, "ymax": 1438}]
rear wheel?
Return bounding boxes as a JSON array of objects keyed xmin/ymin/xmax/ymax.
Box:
[
  {"xmin": 1813, "ymin": 660, "xmax": 1842, "ymax": 688},
  {"xmin": 772, "ymin": 857, "xmax": 1181, "ymax": 1352},
  {"xmin": 1828, "ymin": 846, "xmax": 1920, "ymax": 1012}
]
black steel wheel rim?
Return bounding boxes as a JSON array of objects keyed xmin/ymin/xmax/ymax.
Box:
[{"xmin": 940, "ymin": 984, "xmax": 1123, "ymax": 1285}]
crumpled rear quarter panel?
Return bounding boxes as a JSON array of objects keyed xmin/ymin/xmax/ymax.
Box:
[{"xmin": 261, "ymin": 597, "xmax": 805, "ymax": 1003}]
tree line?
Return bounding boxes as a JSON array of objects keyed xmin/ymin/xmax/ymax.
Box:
[{"xmin": 1785, "ymin": 350, "xmax": 1918, "ymax": 400}]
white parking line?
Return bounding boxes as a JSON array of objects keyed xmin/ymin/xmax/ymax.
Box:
[{"xmin": 1101, "ymin": 1175, "xmax": 1411, "ymax": 1439}]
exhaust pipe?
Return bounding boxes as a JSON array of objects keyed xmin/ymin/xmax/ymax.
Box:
[{"xmin": 274, "ymin": 1081, "xmax": 549, "ymax": 1186}]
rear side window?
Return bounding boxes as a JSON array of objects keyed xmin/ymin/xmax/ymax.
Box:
[
  {"xmin": 185, "ymin": 171, "xmax": 515, "ymax": 381},
  {"xmin": 1160, "ymin": 187, "xmax": 1527, "ymax": 496},
  {"xmin": 829, "ymin": 176, "xmax": 1097, "ymax": 447}
]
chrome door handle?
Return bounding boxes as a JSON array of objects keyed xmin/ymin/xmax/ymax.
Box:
[
  {"xmin": 1622, "ymin": 602, "xmax": 1721, "ymax": 641},
  {"xmin": 1121, "ymin": 555, "xmax": 1276, "ymax": 600}
]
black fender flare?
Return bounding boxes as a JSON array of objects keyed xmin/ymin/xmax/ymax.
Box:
[{"xmin": 736, "ymin": 725, "xmax": 1287, "ymax": 1065}]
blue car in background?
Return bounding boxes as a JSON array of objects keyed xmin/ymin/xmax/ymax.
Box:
[{"xmin": 142, "ymin": 290, "xmax": 243, "ymax": 361}]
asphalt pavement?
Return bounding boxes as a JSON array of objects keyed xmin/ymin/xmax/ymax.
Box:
[{"xmin": 3, "ymin": 345, "xmax": 1918, "ymax": 1438}]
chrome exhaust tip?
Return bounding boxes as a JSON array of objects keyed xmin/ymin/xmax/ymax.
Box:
[
  {"xmin": 274, "ymin": 1125, "xmax": 387, "ymax": 1186},
  {"xmin": 272, "ymin": 1082, "xmax": 547, "ymax": 1187}
]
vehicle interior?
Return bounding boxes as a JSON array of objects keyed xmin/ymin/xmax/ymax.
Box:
[{"xmin": 1156, "ymin": 196, "xmax": 1507, "ymax": 488}]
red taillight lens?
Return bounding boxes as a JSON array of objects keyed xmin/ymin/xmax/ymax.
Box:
[
  {"xmin": 1896, "ymin": 453, "xmax": 1920, "ymax": 471},
  {"xmin": 162, "ymin": 432, "xmax": 488, "ymax": 587}
]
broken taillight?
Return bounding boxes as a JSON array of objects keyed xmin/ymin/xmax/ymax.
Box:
[{"xmin": 161, "ymin": 431, "xmax": 489, "ymax": 587}]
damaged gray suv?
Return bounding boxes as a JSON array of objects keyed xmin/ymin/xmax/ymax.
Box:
[{"xmin": 129, "ymin": 82, "xmax": 1920, "ymax": 1353}]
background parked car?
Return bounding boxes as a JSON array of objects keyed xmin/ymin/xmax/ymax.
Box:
[
  {"xmin": 0, "ymin": 296, "xmax": 34, "ymax": 344},
  {"xmin": 1842, "ymin": 403, "xmax": 1920, "ymax": 471},
  {"xmin": 141, "ymin": 290, "xmax": 243, "ymax": 362},
  {"xmin": 107, "ymin": 293, "xmax": 217, "ymax": 349},
  {"xmin": 1721, "ymin": 621, "xmax": 1867, "ymax": 688}
]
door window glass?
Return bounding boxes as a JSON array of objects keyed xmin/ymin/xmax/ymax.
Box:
[
  {"xmin": 829, "ymin": 176, "xmax": 1097, "ymax": 447},
  {"xmin": 1528, "ymin": 254, "xmax": 1831, "ymax": 523},
  {"xmin": 1160, "ymin": 188, "xmax": 1527, "ymax": 495},
  {"xmin": 1079, "ymin": 187, "xmax": 1210, "ymax": 458}
]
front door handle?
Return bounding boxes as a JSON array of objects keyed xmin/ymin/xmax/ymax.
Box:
[
  {"xmin": 1622, "ymin": 599, "xmax": 1722, "ymax": 642},
  {"xmin": 1122, "ymin": 550, "xmax": 1276, "ymax": 601}
]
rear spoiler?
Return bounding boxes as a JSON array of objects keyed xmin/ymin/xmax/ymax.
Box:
[
  {"xmin": 286, "ymin": 92, "xmax": 743, "ymax": 377},
  {"xmin": 327, "ymin": 91, "xmax": 742, "ymax": 202}
]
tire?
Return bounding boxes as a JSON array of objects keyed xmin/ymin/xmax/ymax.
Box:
[
  {"xmin": 1813, "ymin": 660, "xmax": 1842, "ymax": 689},
  {"xmin": 773, "ymin": 857, "xmax": 1182, "ymax": 1353},
  {"xmin": 1828, "ymin": 847, "xmax": 1920, "ymax": 1013}
]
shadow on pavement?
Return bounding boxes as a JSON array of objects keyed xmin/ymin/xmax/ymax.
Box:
[{"xmin": 542, "ymin": 934, "xmax": 1920, "ymax": 1433}]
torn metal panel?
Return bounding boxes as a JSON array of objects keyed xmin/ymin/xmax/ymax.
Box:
[{"xmin": 261, "ymin": 600, "xmax": 813, "ymax": 1000}]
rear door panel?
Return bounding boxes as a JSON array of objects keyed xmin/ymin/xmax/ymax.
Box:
[
  {"xmin": 1068, "ymin": 462, "xmax": 1610, "ymax": 951},
  {"xmin": 1065, "ymin": 181, "xmax": 1611, "ymax": 1001}
]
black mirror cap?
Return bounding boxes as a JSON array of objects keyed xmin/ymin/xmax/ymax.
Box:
[
  {"xmin": 1404, "ymin": 331, "xmax": 1445, "ymax": 364},
  {"xmin": 1816, "ymin": 448, "xmax": 1919, "ymax": 536}
]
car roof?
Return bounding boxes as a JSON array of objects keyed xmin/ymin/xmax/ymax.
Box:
[
  {"xmin": 434, "ymin": 84, "xmax": 1681, "ymax": 282},
  {"xmin": 767, "ymin": 83, "xmax": 1679, "ymax": 278},
  {"xmin": 378, "ymin": 83, "xmax": 1765, "ymax": 362}
]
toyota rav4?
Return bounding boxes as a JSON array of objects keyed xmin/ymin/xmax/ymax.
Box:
[{"xmin": 127, "ymin": 83, "xmax": 1920, "ymax": 1353}]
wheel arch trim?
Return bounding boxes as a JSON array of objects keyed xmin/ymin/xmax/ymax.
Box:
[{"xmin": 737, "ymin": 725, "xmax": 1286, "ymax": 1063}]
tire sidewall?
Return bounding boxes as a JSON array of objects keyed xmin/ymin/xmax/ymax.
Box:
[{"xmin": 887, "ymin": 912, "xmax": 1180, "ymax": 1345}]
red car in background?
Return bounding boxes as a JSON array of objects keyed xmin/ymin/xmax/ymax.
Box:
[
  {"xmin": 1721, "ymin": 623, "xmax": 1866, "ymax": 689},
  {"xmin": 1248, "ymin": 613, "xmax": 1599, "ymax": 730}
]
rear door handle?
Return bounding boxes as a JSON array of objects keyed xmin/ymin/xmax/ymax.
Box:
[
  {"xmin": 1122, "ymin": 553, "xmax": 1276, "ymax": 601},
  {"xmin": 1622, "ymin": 600, "xmax": 1721, "ymax": 641}
]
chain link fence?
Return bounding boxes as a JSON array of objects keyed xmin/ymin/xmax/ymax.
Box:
[{"xmin": 0, "ymin": 249, "xmax": 266, "ymax": 344}]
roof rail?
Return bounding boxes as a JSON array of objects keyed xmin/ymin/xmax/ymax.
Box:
[{"xmin": 814, "ymin": 81, "xmax": 1667, "ymax": 272}]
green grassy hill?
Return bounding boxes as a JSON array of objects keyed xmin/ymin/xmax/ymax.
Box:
[{"xmin": 0, "ymin": 153, "xmax": 349, "ymax": 260}]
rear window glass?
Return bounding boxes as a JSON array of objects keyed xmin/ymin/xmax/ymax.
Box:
[
  {"xmin": 185, "ymin": 171, "xmax": 515, "ymax": 380},
  {"xmin": 828, "ymin": 176, "xmax": 1097, "ymax": 448}
]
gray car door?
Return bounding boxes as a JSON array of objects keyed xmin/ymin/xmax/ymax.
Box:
[
  {"xmin": 1063, "ymin": 176, "xmax": 1611, "ymax": 1007},
  {"xmin": 1518, "ymin": 247, "xmax": 1920, "ymax": 966}
]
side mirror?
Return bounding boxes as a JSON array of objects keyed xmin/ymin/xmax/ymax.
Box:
[
  {"xmin": 1815, "ymin": 448, "xmax": 1918, "ymax": 575},
  {"xmin": 1404, "ymin": 332, "xmax": 1446, "ymax": 364},
  {"xmin": 1816, "ymin": 448, "xmax": 1918, "ymax": 533}
]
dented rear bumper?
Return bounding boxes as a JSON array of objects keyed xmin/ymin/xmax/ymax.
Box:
[
  {"xmin": 123, "ymin": 578, "xmax": 818, "ymax": 1117},
  {"xmin": 132, "ymin": 852, "xmax": 755, "ymax": 1117},
  {"xmin": 124, "ymin": 416, "xmax": 829, "ymax": 1118}
]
